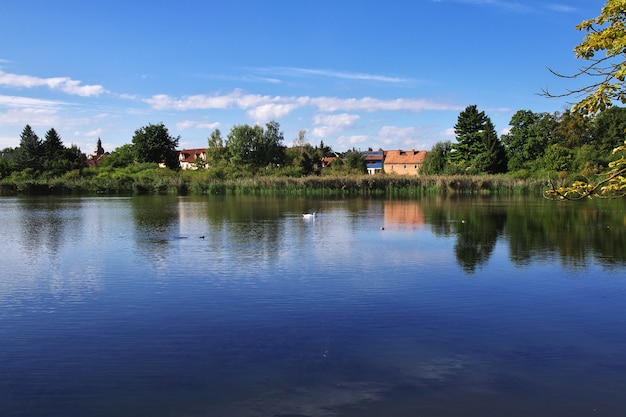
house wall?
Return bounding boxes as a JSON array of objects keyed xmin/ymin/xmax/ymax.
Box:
[{"xmin": 383, "ymin": 162, "xmax": 422, "ymax": 175}]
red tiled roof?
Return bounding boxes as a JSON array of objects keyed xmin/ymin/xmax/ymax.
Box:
[
  {"xmin": 179, "ymin": 148, "xmax": 207, "ymax": 163},
  {"xmin": 383, "ymin": 150, "xmax": 427, "ymax": 164}
]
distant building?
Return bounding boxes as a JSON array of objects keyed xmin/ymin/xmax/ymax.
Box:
[
  {"xmin": 86, "ymin": 138, "xmax": 108, "ymax": 167},
  {"xmin": 383, "ymin": 150, "xmax": 427, "ymax": 175},
  {"xmin": 321, "ymin": 156, "xmax": 336, "ymax": 168},
  {"xmin": 0, "ymin": 149, "xmax": 13, "ymax": 160},
  {"xmin": 178, "ymin": 148, "xmax": 207, "ymax": 170},
  {"xmin": 361, "ymin": 151, "xmax": 384, "ymax": 175}
]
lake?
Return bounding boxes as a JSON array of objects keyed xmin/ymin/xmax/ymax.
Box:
[{"xmin": 1, "ymin": 194, "xmax": 625, "ymax": 417}]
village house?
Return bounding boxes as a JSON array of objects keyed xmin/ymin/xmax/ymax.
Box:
[
  {"xmin": 361, "ymin": 151, "xmax": 384, "ymax": 175},
  {"xmin": 178, "ymin": 148, "xmax": 208, "ymax": 170},
  {"xmin": 321, "ymin": 156, "xmax": 336, "ymax": 168},
  {"xmin": 383, "ymin": 150, "xmax": 427, "ymax": 175}
]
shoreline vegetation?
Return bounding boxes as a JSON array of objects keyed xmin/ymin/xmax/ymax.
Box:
[{"xmin": 0, "ymin": 168, "xmax": 549, "ymax": 197}]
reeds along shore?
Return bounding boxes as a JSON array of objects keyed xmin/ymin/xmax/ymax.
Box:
[{"xmin": 0, "ymin": 171, "xmax": 547, "ymax": 196}]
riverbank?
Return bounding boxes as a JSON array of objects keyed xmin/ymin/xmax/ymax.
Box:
[{"xmin": 0, "ymin": 169, "xmax": 548, "ymax": 196}]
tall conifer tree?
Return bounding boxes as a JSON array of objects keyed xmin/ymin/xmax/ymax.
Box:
[{"xmin": 15, "ymin": 124, "xmax": 43, "ymax": 171}]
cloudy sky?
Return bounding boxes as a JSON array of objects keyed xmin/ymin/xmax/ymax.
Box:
[{"xmin": 0, "ymin": 0, "xmax": 602, "ymax": 154}]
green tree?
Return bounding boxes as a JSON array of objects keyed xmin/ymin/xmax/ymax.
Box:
[
  {"xmin": 41, "ymin": 128, "xmax": 85, "ymax": 176},
  {"xmin": 102, "ymin": 144, "xmax": 135, "ymax": 168},
  {"xmin": 501, "ymin": 110, "xmax": 556, "ymax": 172},
  {"xmin": 226, "ymin": 124, "xmax": 264, "ymax": 168},
  {"xmin": 206, "ymin": 128, "xmax": 226, "ymax": 166},
  {"xmin": 58, "ymin": 145, "xmax": 87, "ymax": 173},
  {"xmin": 554, "ymin": 110, "xmax": 594, "ymax": 149},
  {"xmin": 226, "ymin": 121, "xmax": 285, "ymax": 170},
  {"xmin": 316, "ymin": 140, "xmax": 333, "ymax": 158},
  {"xmin": 544, "ymin": 0, "xmax": 626, "ymax": 198},
  {"xmin": 132, "ymin": 123, "xmax": 180, "ymax": 170},
  {"xmin": 450, "ymin": 105, "xmax": 487, "ymax": 171},
  {"xmin": 15, "ymin": 125, "xmax": 43, "ymax": 172},
  {"xmin": 284, "ymin": 130, "xmax": 327, "ymax": 176},
  {"xmin": 42, "ymin": 128, "xmax": 64, "ymax": 161},
  {"xmin": 421, "ymin": 141, "xmax": 453, "ymax": 175},
  {"xmin": 345, "ymin": 149, "xmax": 366, "ymax": 173},
  {"xmin": 592, "ymin": 106, "xmax": 626, "ymax": 157},
  {"xmin": 0, "ymin": 148, "xmax": 16, "ymax": 179},
  {"xmin": 475, "ymin": 118, "xmax": 507, "ymax": 174},
  {"xmin": 329, "ymin": 149, "xmax": 367, "ymax": 174},
  {"xmin": 450, "ymin": 105, "xmax": 503, "ymax": 173},
  {"xmin": 262, "ymin": 120, "xmax": 286, "ymax": 167},
  {"xmin": 544, "ymin": 144, "xmax": 573, "ymax": 173}
]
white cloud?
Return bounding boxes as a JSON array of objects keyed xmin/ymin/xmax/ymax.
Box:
[
  {"xmin": 0, "ymin": 70, "xmax": 106, "ymax": 97},
  {"xmin": 544, "ymin": 4, "xmax": 577, "ymax": 13},
  {"xmin": 435, "ymin": 0, "xmax": 530, "ymax": 12},
  {"xmin": 310, "ymin": 96, "xmax": 460, "ymax": 113},
  {"xmin": 378, "ymin": 125, "xmax": 420, "ymax": 139},
  {"xmin": 145, "ymin": 90, "xmax": 461, "ymax": 120},
  {"xmin": 337, "ymin": 135, "xmax": 370, "ymax": 148},
  {"xmin": 145, "ymin": 90, "xmax": 274, "ymax": 111},
  {"xmin": 176, "ymin": 120, "xmax": 220, "ymax": 130},
  {"xmin": 258, "ymin": 67, "xmax": 413, "ymax": 84},
  {"xmin": 0, "ymin": 106, "xmax": 59, "ymax": 127},
  {"xmin": 311, "ymin": 113, "xmax": 360, "ymax": 138},
  {"xmin": 246, "ymin": 103, "xmax": 301, "ymax": 122},
  {"xmin": 177, "ymin": 120, "xmax": 198, "ymax": 130},
  {"xmin": 73, "ymin": 128, "xmax": 103, "ymax": 138},
  {"xmin": 0, "ymin": 94, "xmax": 66, "ymax": 109},
  {"xmin": 197, "ymin": 122, "xmax": 221, "ymax": 130}
]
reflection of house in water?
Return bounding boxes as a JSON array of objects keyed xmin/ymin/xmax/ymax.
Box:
[{"xmin": 383, "ymin": 200, "xmax": 425, "ymax": 229}]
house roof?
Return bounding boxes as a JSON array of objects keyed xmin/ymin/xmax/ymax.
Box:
[
  {"xmin": 321, "ymin": 157, "xmax": 336, "ymax": 167},
  {"xmin": 361, "ymin": 151, "xmax": 384, "ymax": 162},
  {"xmin": 179, "ymin": 148, "xmax": 207, "ymax": 164},
  {"xmin": 383, "ymin": 150, "xmax": 427, "ymax": 165}
]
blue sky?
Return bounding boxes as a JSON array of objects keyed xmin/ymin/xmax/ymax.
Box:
[{"xmin": 0, "ymin": 0, "xmax": 603, "ymax": 154}]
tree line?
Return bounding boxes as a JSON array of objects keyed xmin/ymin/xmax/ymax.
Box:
[
  {"xmin": 420, "ymin": 104, "xmax": 626, "ymax": 183},
  {"xmin": 0, "ymin": 120, "xmax": 370, "ymax": 181},
  {"xmin": 1, "ymin": 105, "xmax": 625, "ymax": 184}
]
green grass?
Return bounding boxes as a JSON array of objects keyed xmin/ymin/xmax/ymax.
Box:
[{"xmin": 0, "ymin": 169, "xmax": 549, "ymax": 197}]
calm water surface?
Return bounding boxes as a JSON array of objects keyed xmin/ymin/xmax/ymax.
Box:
[{"xmin": 0, "ymin": 195, "xmax": 625, "ymax": 417}]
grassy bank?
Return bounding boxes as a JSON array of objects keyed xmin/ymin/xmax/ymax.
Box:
[{"xmin": 0, "ymin": 168, "xmax": 549, "ymax": 197}]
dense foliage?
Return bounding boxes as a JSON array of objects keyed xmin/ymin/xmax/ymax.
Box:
[
  {"xmin": 543, "ymin": 0, "xmax": 626, "ymax": 199},
  {"xmin": 132, "ymin": 122, "xmax": 180, "ymax": 170}
]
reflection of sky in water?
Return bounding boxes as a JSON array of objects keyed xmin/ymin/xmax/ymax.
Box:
[{"xmin": 0, "ymin": 196, "xmax": 625, "ymax": 417}]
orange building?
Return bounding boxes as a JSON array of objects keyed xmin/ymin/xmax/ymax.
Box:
[{"xmin": 383, "ymin": 149, "xmax": 427, "ymax": 175}]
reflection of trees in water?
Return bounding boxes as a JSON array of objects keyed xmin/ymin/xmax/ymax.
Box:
[
  {"xmin": 204, "ymin": 196, "xmax": 285, "ymax": 266},
  {"xmin": 131, "ymin": 195, "xmax": 182, "ymax": 271},
  {"xmin": 454, "ymin": 208, "xmax": 506, "ymax": 273},
  {"xmin": 17, "ymin": 197, "xmax": 84, "ymax": 256},
  {"xmin": 128, "ymin": 195, "xmax": 626, "ymax": 272},
  {"xmin": 422, "ymin": 196, "xmax": 626, "ymax": 271},
  {"xmin": 422, "ymin": 197, "xmax": 506, "ymax": 273},
  {"xmin": 505, "ymin": 199, "xmax": 626, "ymax": 268},
  {"xmin": 10, "ymin": 197, "xmax": 101, "ymax": 302}
]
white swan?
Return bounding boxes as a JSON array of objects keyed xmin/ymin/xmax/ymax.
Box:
[{"xmin": 303, "ymin": 212, "xmax": 316, "ymax": 219}]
